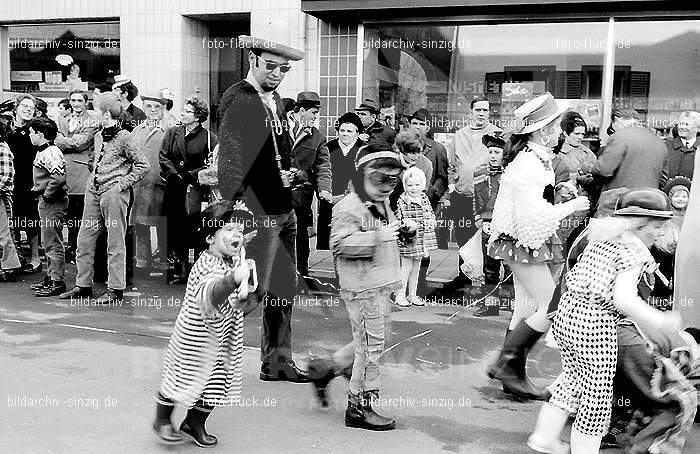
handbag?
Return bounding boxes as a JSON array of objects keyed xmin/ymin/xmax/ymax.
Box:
[{"xmin": 196, "ymin": 131, "xmax": 223, "ymax": 205}]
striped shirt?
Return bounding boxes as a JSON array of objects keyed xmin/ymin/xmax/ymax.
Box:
[{"xmin": 159, "ymin": 251, "xmax": 245, "ymax": 409}]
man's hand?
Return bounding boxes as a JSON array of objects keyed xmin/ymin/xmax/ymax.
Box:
[
  {"xmin": 439, "ymin": 199, "xmax": 450, "ymax": 209},
  {"xmin": 318, "ymin": 190, "xmax": 333, "ymax": 203},
  {"xmin": 482, "ymin": 221, "xmax": 491, "ymax": 235},
  {"xmin": 448, "ymin": 183, "xmax": 456, "ymax": 194}
]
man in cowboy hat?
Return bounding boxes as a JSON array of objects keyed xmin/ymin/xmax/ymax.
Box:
[
  {"xmin": 286, "ymin": 91, "xmax": 332, "ymax": 292},
  {"xmin": 217, "ymin": 19, "xmax": 310, "ymax": 383},
  {"xmin": 355, "ymin": 99, "xmax": 396, "ymax": 145}
]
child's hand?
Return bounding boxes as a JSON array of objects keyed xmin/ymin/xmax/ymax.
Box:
[
  {"xmin": 378, "ymin": 220, "xmax": 401, "ymax": 242},
  {"xmin": 402, "ymin": 219, "xmax": 419, "ymax": 232}
]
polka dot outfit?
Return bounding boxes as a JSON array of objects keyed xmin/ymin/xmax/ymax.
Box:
[{"xmin": 548, "ymin": 235, "xmax": 655, "ymax": 436}]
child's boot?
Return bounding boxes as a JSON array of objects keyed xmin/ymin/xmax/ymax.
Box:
[
  {"xmin": 527, "ymin": 402, "xmax": 570, "ymax": 453},
  {"xmin": 570, "ymin": 427, "xmax": 602, "ymax": 454},
  {"xmin": 179, "ymin": 402, "xmax": 218, "ymax": 448},
  {"xmin": 152, "ymin": 393, "xmax": 185, "ymax": 443}
]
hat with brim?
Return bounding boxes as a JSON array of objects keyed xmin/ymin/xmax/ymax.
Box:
[
  {"xmin": 239, "ymin": 19, "xmax": 304, "ymax": 61},
  {"xmin": 112, "ymin": 75, "xmax": 131, "ymax": 89},
  {"xmin": 409, "ymin": 108, "xmax": 431, "ymax": 123},
  {"xmin": 355, "ymin": 98, "xmax": 380, "ymax": 114},
  {"xmin": 613, "ymin": 188, "xmax": 673, "ymax": 219},
  {"xmin": 296, "ymin": 91, "xmax": 321, "ymax": 109},
  {"xmin": 141, "ymin": 90, "xmax": 168, "ymax": 105},
  {"xmin": 513, "ymin": 92, "xmax": 568, "ymax": 135}
]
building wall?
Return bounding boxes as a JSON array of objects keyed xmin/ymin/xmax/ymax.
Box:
[{"xmin": 0, "ymin": 0, "xmax": 322, "ymax": 120}]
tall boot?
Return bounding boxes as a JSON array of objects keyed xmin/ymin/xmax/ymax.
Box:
[
  {"xmin": 487, "ymin": 320, "xmax": 548, "ymax": 400},
  {"xmin": 179, "ymin": 402, "xmax": 218, "ymax": 448},
  {"xmin": 152, "ymin": 393, "xmax": 185, "ymax": 443},
  {"xmin": 527, "ymin": 402, "xmax": 570, "ymax": 454},
  {"xmin": 570, "ymin": 427, "xmax": 602, "ymax": 454},
  {"xmin": 344, "ymin": 390, "xmax": 395, "ymax": 431}
]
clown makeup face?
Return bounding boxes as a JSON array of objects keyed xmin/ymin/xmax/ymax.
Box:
[{"xmin": 207, "ymin": 221, "xmax": 246, "ymax": 259}]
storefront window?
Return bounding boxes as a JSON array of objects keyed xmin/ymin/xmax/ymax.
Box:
[
  {"xmin": 8, "ymin": 22, "xmax": 119, "ymax": 93},
  {"xmin": 613, "ymin": 20, "xmax": 700, "ymax": 138},
  {"xmin": 362, "ymin": 22, "xmax": 609, "ymax": 145}
]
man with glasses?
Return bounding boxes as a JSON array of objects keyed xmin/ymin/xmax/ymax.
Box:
[
  {"xmin": 217, "ymin": 20, "xmax": 310, "ymax": 383},
  {"xmin": 55, "ymin": 90, "xmax": 99, "ymax": 264}
]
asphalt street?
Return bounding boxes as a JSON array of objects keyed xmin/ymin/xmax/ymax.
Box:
[{"xmin": 1, "ymin": 268, "xmax": 698, "ymax": 454}]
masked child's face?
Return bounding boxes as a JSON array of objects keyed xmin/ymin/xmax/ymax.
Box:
[
  {"xmin": 364, "ymin": 166, "xmax": 401, "ymax": 202},
  {"xmin": 488, "ymin": 146, "xmax": 504, "ymax": 167},
  {"xmin": 671, "ymin": 189, "xmax": 689, "ymax": 210},
  {"xmin": 404, "ymin": 178, "xmax": 424, "ymax": 198},
  {"xmin": 207, "ymin": 222, "xmax": 245, "ymax": 258}
]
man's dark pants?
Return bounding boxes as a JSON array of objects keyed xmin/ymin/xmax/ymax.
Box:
[
  {"xmin": 449, "ymin": 192, "xmax": 477, "ymax": 285},
  {"xmin": 247, "ymin": 210, "xmax": 297, "ymax": 365}
]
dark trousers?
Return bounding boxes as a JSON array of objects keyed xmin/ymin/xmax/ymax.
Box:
[
  {"xmin": 316, "ymin": 199, "xmax": 332, "ymax": 251},
  {"xmin": 67, "ymin": 194, "xmax": 84, "ymax": 253},
  {"xmin": 417, "ymin": 256, "xmax": 431, "ymax": 295},
  {"xmin": 449, "ymin": 192, "xmax": 477, "ymax": 283},
  {"xmin": 247, "ymin": 210, "xmax": 297, "ymax": 365},
  {"xmin": 294, "ymin": 206, "xmax": 311, "ymax": 277}
]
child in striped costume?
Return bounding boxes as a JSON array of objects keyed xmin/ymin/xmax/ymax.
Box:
[{"xmin": 152, "ymin": 201, "xmax": 257, "ymax": 448}]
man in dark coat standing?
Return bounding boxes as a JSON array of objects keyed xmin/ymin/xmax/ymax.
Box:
[
  {"xmin": 217, "ymin": 19, "xmax": 309, "ymax": 383},
  {"xmin": 355, "ymin": 99, "xmax": 396, "ymax": 145},
  {"xmin": 286, "ymin": 92, "xmax": 332, "ymax": 291},
  {"xmin": 408, "ymin": 108, "xmax": 449, "ymax": 210},
  {"xmin": 593, "ymin": 108, "xmax": 667, "ymax": 210},
  {"xmin": 663, "ymin": 110, "xmax": 698, "ymax": 184}
]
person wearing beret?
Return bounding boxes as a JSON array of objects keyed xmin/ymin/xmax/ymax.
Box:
[
  {"xmin": 316, "ymin": 112, "xmax": 366, "ymax": 251},
  {"xmin": 286, "ymin": 91, "xmax": 332, "ymax": 291},
  {"xmin": 355, "ymin": 98, "xmax": 396, "ymax": 146},
  {"xmin": 217, "ymin": 19, "xmax": 310, "ymax": 383}
]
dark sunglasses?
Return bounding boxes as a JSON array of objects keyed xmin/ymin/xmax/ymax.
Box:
[
  {"xmin": 368, "ymin": 171, "xmax": 400, "ymax": 186},
  {"xmin": 256, "ymin": 55, "xmax": 291, "ymax": 73}
]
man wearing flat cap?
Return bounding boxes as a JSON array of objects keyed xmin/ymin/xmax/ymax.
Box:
[
  {"xmin": 355, "ymin": 98, "xmax": 396, "ymax": 145},
  {"xmin": 286, "ymin": 91, "xmax": 332, "ymax": 291},
  {"xmin": 217, "ymin": 19, "xmax": 310, "ymax": 382}
]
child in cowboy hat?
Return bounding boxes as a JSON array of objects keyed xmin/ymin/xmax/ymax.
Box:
[
  {"xmin": 487, "ymin": 92, "xmax": 590, "ymax": 400},
  {"xmin": 528, "ymin": 188, "xmax": 683, "ymax": 454}
]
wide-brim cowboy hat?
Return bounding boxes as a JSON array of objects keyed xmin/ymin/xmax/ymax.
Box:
[
  {"xmin": 513, "ymin": 92, "xmax": 568, "ymax": 135},
  {"xmin": 239, "ymin": 19, "xmax": 304, "ymax": 61}
]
